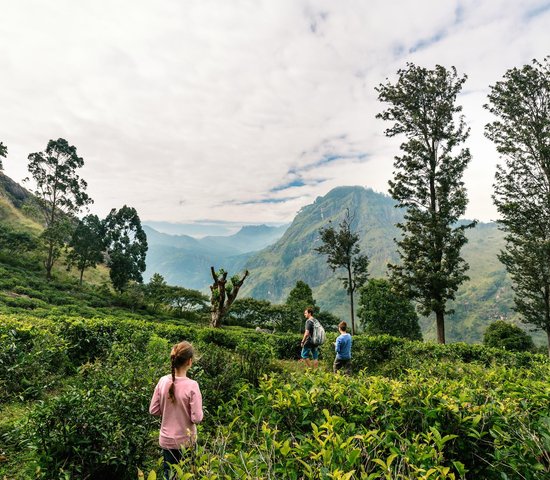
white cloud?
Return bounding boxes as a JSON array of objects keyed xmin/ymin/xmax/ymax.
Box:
[{"xmin": 1, "ymin": 0, "xmax": 549, "ymax": 224}]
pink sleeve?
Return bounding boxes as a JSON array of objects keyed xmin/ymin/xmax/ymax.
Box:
[
  {"xmin": 190, "ymin": 383, "xmax": 204, "ymax": 424},
  {"xmin": 149, "ymin": 382, "xmax": 161, "ymax": 416}
]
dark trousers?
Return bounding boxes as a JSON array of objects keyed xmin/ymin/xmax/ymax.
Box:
[
  {"xmin": 333, "ymin": 358, "xmax": 352, "ymax": 374},
  {"xmin": 162, "ymin": 448, "xmax": 183, "ymax": 480}
]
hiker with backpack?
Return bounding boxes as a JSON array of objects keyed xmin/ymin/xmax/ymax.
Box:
[{"xmin": 300, "ymin": 307, "xmax": 325, "ymax": 368}]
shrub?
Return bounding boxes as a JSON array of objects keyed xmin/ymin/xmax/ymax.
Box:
[
  {"xmin": 198, "ymin": 328, "xmax": 239, "ymax": 350},
  {"xmin": 236, "ymin": 339, "xmax": 275, "ymax": 386},
  {"xmin": 0, "ymin": 327, "xmax": 69, "ymax": 401},
  {"xmin": 25, "ymin": 336, "xmax": 168, "ymax": 480},
  {"xmin": 483, "ymin": 320, "xmax": 535, "ymax": 352},
  {"xmin": 268, "ymin": 332, "xmax": 303, "ymax": 360},
  {"xmin": 191, "ymin": 344, "xmax": 243, "ymax": 421},
  {"xmin": 359, "ymin": 278, "xmax": 423, "ymax": 340}
]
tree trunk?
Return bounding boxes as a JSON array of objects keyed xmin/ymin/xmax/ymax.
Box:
[
  {"xmin": 210, "ymin": 309, "xmax": 222, "ymax": 328},
  {"xmin": 79, "ymin": 267, "xmax": 84, "ymax": 286},
  {"xmin": 348, "ymin": 266, "xmax": 355, "ymax": 335},
  {"xmin": 45, "ymin": 242, "xmax": 54, "ymax": 281},
  {"xmin": 436, "ymin": 310, "xmax": 445, "ymax": 344},
  {"xmin": 546, "ymin": 330, "xmax": 550, "ymax": 359},
  {"xmin": 209, "ymin": 267, "xmax": 249, "ymax": 328}
]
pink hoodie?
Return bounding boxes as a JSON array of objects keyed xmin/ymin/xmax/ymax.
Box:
[{"xmin": 149, "ymin": 374, "xmax": 204, "ymax": 449}]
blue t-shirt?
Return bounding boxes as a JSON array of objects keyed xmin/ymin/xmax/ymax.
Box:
[{"xmin": 335, "ymin": 333, "xmax": 352, "ymax": 360}]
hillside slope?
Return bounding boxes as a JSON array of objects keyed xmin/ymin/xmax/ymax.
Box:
[{"xmin": 0, "ymin": 172, "xmax": 42, "ymax": 233}]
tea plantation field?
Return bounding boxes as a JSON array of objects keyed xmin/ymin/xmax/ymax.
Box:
[{"xmin": 1, "ymin": 312, "xmax": 549, "ymax": 479}]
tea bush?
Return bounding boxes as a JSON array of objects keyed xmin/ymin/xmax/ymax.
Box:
[
  {"xmin": 152, "ymin": 365, "xmax": 550, "ymax": 479},
  {"xmin": 0, "ymin": 324, "xmax": 69, "ymax": 401},
  {"xmin": 24, "ymin": 336, "xmax": 169, "ymax": 480},
  {"xmin": 2, "ymin": 312, "xmax": 549, "ymax": 479}
]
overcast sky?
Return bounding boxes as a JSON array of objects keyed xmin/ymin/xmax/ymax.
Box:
[{"xmin": 1, "ymin": 0, "xmax": 549, "ymax": 231}]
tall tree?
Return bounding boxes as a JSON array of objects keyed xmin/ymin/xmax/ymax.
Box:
[
  {"xmin": 67, "ymin": 214, "xmax": 105, "ymax": 285},
  {"xmin": 0, "ymin": 141, "xmax": 7, "ymax": 170},
  {"xmin": 26, "ymin": 138, "xmax": 92, "ymax": 279},
  {"xmin": 485, "ymin": 57, "xmax": 550, "ymax": 356},
  {"xmin": 376, "ymin": 63, "xmax": 475, "ymax": 344},
  {"xmin": 315, "ymin": 209, "xmax": 369, "ymax": 334},
  {"xmin": 359, "ymin": 278, "xmax": 422, "ymax": 341},
  {"xmin": 104, "ymin": 205, "xmax": 148, "ymax": 292},
  {"xmin": 285, "ymin": 280, "xmax": 318, "ymax": 332},
  {"xmin": 209, "ymin": 267, "xmax": 249, "ymax": 328}
]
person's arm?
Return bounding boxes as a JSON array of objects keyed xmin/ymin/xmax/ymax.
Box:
[
  {"xmin": 190, "ymin": 383, "xmax": 204, "ymax": 424},
  {"xmin": 149, "ymin": 382, "xmax": 162, "ymax": 416},
  {"xmin": 335, "ymin": 335, "xmax": 342, "ymax": 354},
  {"xmin": 301, "ymin": 320, "xmax": 311, "ymax": 345}
]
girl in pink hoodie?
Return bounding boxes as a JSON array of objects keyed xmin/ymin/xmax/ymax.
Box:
[{"xmin": 149, "ymin": 341, "xmax": 203, "ymax": 479}]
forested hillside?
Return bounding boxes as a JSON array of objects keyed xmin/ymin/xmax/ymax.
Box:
[{"xmin": 241, "ymin": 186, "xmax": 516, "ymax": 343}]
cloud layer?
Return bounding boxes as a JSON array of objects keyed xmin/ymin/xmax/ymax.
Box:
[{"xmin": 1, "ymin": 0, "xmax": 549, "ymax": 224}]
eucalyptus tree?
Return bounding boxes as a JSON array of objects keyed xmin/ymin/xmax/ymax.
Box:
[
  {"xmin": 26, "ymin": 138, "xmax": 92, "ymax": 280},
  {"xmin": 376, "ymin": 63, "xmax": 475, "ymax": 344},
  {"xmin": 485, "ymin": 57, "xmax": 550, "ymax": 356},
  {"xmin": 67, "ymin": 214, "xmax": 106, "ymax": 285},
  {"xmin": 315, "ymin": 209, "xmax": 369, "ymax": 334},
  {"xmin": 104, "ymin": 205, "xmax": 148, "ymax": 292}
]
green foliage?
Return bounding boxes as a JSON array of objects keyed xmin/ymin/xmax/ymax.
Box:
[
  {"xmin": 377, "ymin": 64, "xmax": 476, "ymax": 344},
  {"xmin": 484, "ymin": 320, "xmax": 535, "ymax": 352},
  {"xmin": 143, "ymin": 273, "xmax": 169, "ymax": 312},
  {"xmin": 227, "ymin": 297, "xmax": 274, "ymax": 328},
  {"xmin": 316, "ymin": 208, "xmax": 369, "ymax": 335},
  {"xmin": 285, "ymin": 280, "xmax": 317, "ymax": 332},
  {"xmin": 149, "ymin": 363, "xmax": 550, "ymax": 479},
  {"xmin": 359, "ymin": 278, "xmax": 422, "ymax": 340},
  {"xmin": 25, "ymin": 336, "xmax": 167, "ymax": 480},
  {"xmin": 0, "ymin": 223, "xmax": 37, "ymax": 254},
  {"xmin": 236, "ymin": 338, "xmax": 275, "ymax": 386},
  {"xmin": 26, "ymin": 138, "xmax": 93, "ymax": 279},
  {"xmin": 190, "ymin": 344, "xmax": 243, "ymax": 420},
  {"xmin": 67, "ymin": 214, "xmax": 105, "ymax": 284},
  {"xmin": 0, "ymin": 326, "xmax": 69, "ymax": 401},
  {"xmin": 485, "ymin": 56, "xmax": 550, "ymax": 350},
  {"xmin": 2, "ymin": 311, "xmax": 549, "ymax": 479},
  {"xmin": 104, "ymin": 205, "xmax": 148, "ymax": 292},
  {"xmin": 165, "ymin": 285, "xmax": 208, "ymax": 318}
]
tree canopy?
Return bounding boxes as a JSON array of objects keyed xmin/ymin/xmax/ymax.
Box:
[
  {"xmin": 483, "ymin": 320, "xmax": 535, "ymax": 353},
  {"xmin": 359, "ymin": 278, "xmax": 422, "ymax": 341},
  {"xmin": 485, "ymin": 56, "xmax": 550, "ymax": 356},
  {"xmin": 315, "ymin": 208, "xmax": 368, "ymax": 334},
  {"xmin": 67, "ymin": 214, "xmax": 105, "ymax": 285},
  {"xmin": 376, "ymin": 63, "xmax": 475, "ymax": 344},
  {"xmin": 285, "ymin": 280, "xmax": 318, "ymax": 332},
  {"xmin": 104, "ymin": 205, "xmax": 148, "ymax": 292},
  {"xmin": 26, "ymin": 138, "xmax": 93, "ymax": 279}
]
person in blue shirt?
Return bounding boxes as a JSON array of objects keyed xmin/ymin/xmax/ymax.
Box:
[{"xmin": 334, "ymin": 321, "xmax": 352, "ymax": 374}]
